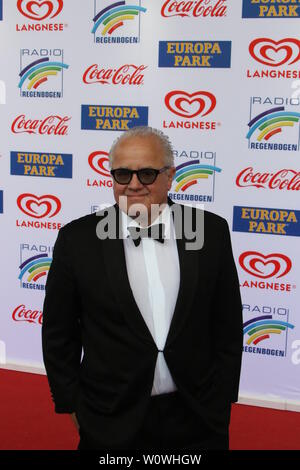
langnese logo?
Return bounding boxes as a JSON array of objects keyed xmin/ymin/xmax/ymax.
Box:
[
  {"xmin": 16, "ymin": 0, "xmax": 65, "ymax": 31},
  {"xmin": 236, "ymin": 167, "xmax": 300, "ymax": 191},
  {"xmin": 12, "ymin": 304, "xmax": 43, "ymax": 326},
  {"xmin": 239, "ymin": 250, "xmax": 296, "ymax": 292},
  {"xmin": 92, "ymin": 0, "xmax": 147, "ymax": 44},
  {"xmin": 83, "ymin": 64, "xmax": 147, "ymax": 85},
  {"xmin": 233, "ymin": 206, "xmax": 300, "ymax": 237},
  {"xmin": 19, "ymin": 242, "xmax": 53, "ymax": 291},
  {"xmin": 247, "ymin": 38, "xmax": 300, "ymax": 79},
  {"xmin": 242, "ymin": 0, "xmax": 300, "ymax": 18},
  {"xmin": 159, "ymin": 41, "xmax": 231, "ymax": 68},
  {"xmin": 243, "ymin": 309, "xmax": 295, "ymax": 357},
  {"xmin": 19, "ymin": 49, "xmax": 69, "ymax": 98},
  {"xmin": 247, "ymin": 96, "xmax": 300, "ymax": 151},
  {"xmin": 168, "ymin": 150, "xmax": 221, "ymax": 203},
  {"xmin": 16, "ymin": 193, "xmax": 63, "ymax": 230},
  {"xmin": 81, "ymin": 105, "xmax": 148, "ymax": 131},
  {"xmin": 11, "ymin": 151, "xmax": 73, "ymax": 178},
  {"xmin": 161, "ymin": 0, "xmax": 227, "ymax": 18},
  {"xmin": 163, "ymin": 90, "xmax": 219, "ymax": 130},
  {"xmin": 87, "ymin": 151, "xmax": 112, "ymax": 189},
  {"xmin": 11, "ymin": 114, "xmax": 71, "ymax": 135}
]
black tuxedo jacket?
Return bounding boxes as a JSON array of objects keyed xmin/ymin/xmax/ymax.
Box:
[{"xmin": 42, "ymin": 198, "xmax": 243, "ymax": 448}]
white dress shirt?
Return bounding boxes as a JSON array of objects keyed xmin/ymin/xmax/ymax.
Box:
[{"xmin": 121, "ymin": 203, "xmax": 180, "ymax": 395}]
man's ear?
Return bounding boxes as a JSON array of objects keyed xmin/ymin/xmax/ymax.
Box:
[{"xmin": 167, "ymin": 166, "xmax": 176, "ymax": 190}]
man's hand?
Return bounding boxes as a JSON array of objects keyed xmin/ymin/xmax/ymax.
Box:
[{"xmin": 70, "ymin": 412, "xmax": 80, "ymax": 432}]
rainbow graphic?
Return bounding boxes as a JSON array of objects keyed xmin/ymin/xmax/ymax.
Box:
[
  {"xmin": 18, "ymin": 58, "xmax": 69, "ymax": 91},
  {"xmin": 243, "ymin": 315, "xmax": 294, "ymax": 346},
  {"xmin": 246, "ymin": 106, "xmax": 300, "ymax": 142},
  {"xmin": 19, "ymin": 254, "xmax": 52, "ymax": 284},
  {"xmin": 173, "ymin": 160, "xmax": 222, "ymax": 192},
  {"xmin": 92, "ymin": 1, "xmax": 147, "ymax": 35}
]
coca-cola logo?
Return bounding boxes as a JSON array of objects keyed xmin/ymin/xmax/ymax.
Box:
[
  {"xmin": 249, "ymin": 38, "xmax": 300, "ymax": 67},
  {"xmin": 161, "ymin": 0, "xmax": 227, "ymax": 18},
  {"xmin": 165, "ymin": 90, "xmax": 216, "ymax": 118},
  {"xmin": 17, "ymin": 0, "xmax": 63, "ymax": 20},
  {"xmin": 239, "ymin": 251, "xmax": 292, "ymax": 279},
  {"xmin": 12, "ymin": 304, "xmax": 43, "ymax": 325},
  {"xmin": 236, "ymin": 167, "xmax": 300, "ymax": 191},
  {"xmin": 17, "ymin": 193, "xmax": 61, "ymax": 218},
  {"xmin": 88, "ymin": 151, "xmax": 111, "ymax": 177},
  {"xmin": 83, "ymin": 64, "xmax": 147, "ymax": 86},
  {"xmin": 11, "ymin": 114, "xmax": 70, "ymax": 135}
]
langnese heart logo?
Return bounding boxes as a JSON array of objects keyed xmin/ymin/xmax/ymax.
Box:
[
  {"xmin": 17, "ymin": 193, "xmax": 61, "ymax": 219},
  {"xmin": 17, "ymin": 0, "xmax": 63, "ymax": 21},
  {"xmin": 249, "ymin": 38, "xmax": 300, "ymax": 67},
  {"xmin": 88, "ymin": 151, "xmax": 111, "ymax": 177},
  {"xmin": 239, "ymin": 251, "xmax": 292, "ymax": 279},
  {"xmin": 165, "ymin": 90, "xmax": 216, "ymax": 118}
]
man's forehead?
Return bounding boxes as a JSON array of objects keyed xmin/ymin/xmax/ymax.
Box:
[{"xmin": 115, "ymin": 134, "xmax": 163, "ymax": 153}]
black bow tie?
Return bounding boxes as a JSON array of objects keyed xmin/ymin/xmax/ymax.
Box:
[{"xmin": 127, "ymin": 223, "xmax": 165, "ymax": 247}]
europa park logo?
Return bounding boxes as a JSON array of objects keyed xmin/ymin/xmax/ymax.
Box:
[
  {"xmin": 247, "ymin": 38, "xmax": 300, "ymax": 79},
  {"xmin": 242, "ymin": 0, "xmax": 300, "ymax": 18},
  {"xmin": 16, "ymin": 0, "xmax": 65, "ymax": 31},
  {"xmin": 163, "ymin": 90, "xmax": 218, "ymax": 130},
  {"xmin": 87, "ymin": 151, "xmax": 113, "ymax": 188},
  {"xmin": 16, "ymin": 193, "xmax": 63, "ymax": 230},
  {"xmin": 238, "ymin": 250, "xmax": 296, "ymax": 293}
]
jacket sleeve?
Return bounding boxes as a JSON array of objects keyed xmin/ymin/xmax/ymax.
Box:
[
  {"xmin": 41, "ymin": 225, "xmax": 82, "ymax": 413},
  {"xmin": 212, "ymin": 218, "xmax": 243, "ymax": 404}
]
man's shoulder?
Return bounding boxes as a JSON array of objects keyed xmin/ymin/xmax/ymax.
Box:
[
  {"xmin": 60, "ymin": 205, "xmax": 116, "ymax": 236},
  {"xmin": 170, "ymin": 201, "xmax": 228, "ymax": 229}
]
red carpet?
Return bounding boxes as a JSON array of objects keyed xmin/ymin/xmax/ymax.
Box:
[{"xmin": 0, "ymin": 368, "xmax": 299, "ymax": 450}]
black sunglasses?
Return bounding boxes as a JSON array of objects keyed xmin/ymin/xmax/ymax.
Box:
[{"xmin": 110, "ymin": 166, "xmax": 170, "ymax": 185}]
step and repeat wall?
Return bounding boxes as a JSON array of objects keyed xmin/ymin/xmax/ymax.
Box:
[{"xmin": 0, "ymin": 0, "xmax": 300, "ymax": 408}]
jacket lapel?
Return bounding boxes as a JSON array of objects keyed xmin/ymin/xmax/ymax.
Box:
[
  {"xmin": 100, "ymin": 198, "xmax": 199, "ymax": 349},
  {"xmin": 165, "ymin": 197, "xmax": 199, "ymax": 348}
]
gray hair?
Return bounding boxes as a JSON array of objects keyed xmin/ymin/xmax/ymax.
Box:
[{"xmin": 108, "ymin": 126, "xmax": 174, "ymax": 168}]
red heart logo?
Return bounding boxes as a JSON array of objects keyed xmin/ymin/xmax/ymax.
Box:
[
  {"xmin": 249, "ymin": 38, "xmax": 300, "ymax": 67},
  {"xmin": 17, "ymin": 193, "xmax": 61, "ymax": 219},
  {"xmin": 17, "ymin": 0, "xmax": 63, "ymax": 21},
  {"xmin": 239, "ymin": 251, "xmax": 292, "ymax": 279},
  {"xmin": 88, "ymin": 151, "xmax": 111, "ymax": 177},
  {"xmin": 165, "ymin": 90, "xmax": 216, "ymax": 118}
]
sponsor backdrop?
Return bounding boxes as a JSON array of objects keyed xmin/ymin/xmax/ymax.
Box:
[{"xmin": 0, "ymin": 0, "xmax": 299, "ymax": 411}]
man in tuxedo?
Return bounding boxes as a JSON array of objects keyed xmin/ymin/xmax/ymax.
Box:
[{"xmin": 42, "ymin": 126, "xmax": 243, "ymax": 450}]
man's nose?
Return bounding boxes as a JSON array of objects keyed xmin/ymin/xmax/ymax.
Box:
[{"xmin": 128, "ymin": 173, "xmax": 144, "ymax": 189}]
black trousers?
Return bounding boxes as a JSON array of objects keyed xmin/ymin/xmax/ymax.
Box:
[{"xmin": 77, "ymin": 391, "xmax": 229, "ymax": 451}]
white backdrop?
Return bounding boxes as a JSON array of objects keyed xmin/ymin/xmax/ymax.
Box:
[{"xmin": 0, "ymin": 0, "xmax": 300, "ymax": 411}]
